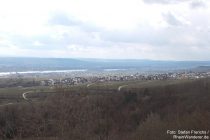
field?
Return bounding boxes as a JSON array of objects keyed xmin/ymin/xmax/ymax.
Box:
[
  {"xmin": 0, "ymin": 86, "xmax": 54, "ymax": 106},
  {"xmin": 0, "ymin": 78, "xmax": 210, "ymax": 140}
]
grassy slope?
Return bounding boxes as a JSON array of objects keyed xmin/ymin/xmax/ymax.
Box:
[{"xmin": 0, "ymin": 86, "xmax": 53, "ymax": 104}]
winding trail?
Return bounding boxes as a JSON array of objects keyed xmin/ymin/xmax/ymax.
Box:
[
  {"xmin": 118, "ymin": 85, "xmax": 128, "ymax": 91},
  {"xmin": 0, "ymin": 90, "xmax": 33, "ymax": 107},
  {"xmin": 22, "ymin": 91, "xmax": 33, "ymax": 100},
  {"xmin": 87, "ymin": 83, "xmax": 95, "ymax": 88}
]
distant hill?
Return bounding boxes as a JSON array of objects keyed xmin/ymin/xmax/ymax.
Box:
[
  {"xmin": 0, "ymin": 57, "xmax": 210, "ymax": 72},
  {"xmin": 0, "ymin": 57, "xmax": 90, "ymax": 72},
  {"xmin": 192, "ymin": 66, "xmax": 210, "ymax": 72}
]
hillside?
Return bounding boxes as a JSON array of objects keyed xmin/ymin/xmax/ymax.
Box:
[
  {"xmin": 0, "ymin": 78, "xmax": 210, "ymax": 140},
  {"xmin": 0, "ymin": 57, "xmax": 89, "ymax": 72},
  {"xmin": 192, "ymin": 66, "xmax": 210, "ymax": 72}
]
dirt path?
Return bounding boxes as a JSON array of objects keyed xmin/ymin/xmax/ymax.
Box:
[
  {"xmin": 0, "ymin": 90, "xmax": 33, "ymax": 107},
  {"xmin": 87, "ymin": 83, "xmax": 95, "ymax": 88},
  {"xmin": 118, "ymin": 85, "xmax": 128, "ymax": 91},
  {"xmin": 22, "ymin": 91, "xmax": 33, "ymax": 100}
]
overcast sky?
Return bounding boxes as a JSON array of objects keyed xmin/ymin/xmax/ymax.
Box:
[{"xmin": 0, "ymin": 0, "xmax": 210, "ymax": 60}]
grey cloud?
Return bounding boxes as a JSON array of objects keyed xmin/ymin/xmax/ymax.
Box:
[
  {"xmin": 190, "ymin": 1, "xmax": 206, "ymax": 9},
  {"xmin": 162, "ymin": 12, "xmax": 183, "ymax": 26},
  {"xmin": 2, "ymin": 9, "xmax": 210, "ymax": 60},
  {"xmin": 143, "ymin": 0, "xmax": 206, "ymax": 9},
  {"xmin": 3, "ymin": 13, "xmax": 104, "ymax": 50},
  {"xmin": 101, "ymin": 28, "xmax": 165, "ymax": 46},
  {"xmin": 101, "ymin": 26, "xmax": 172, "ymax": 47},
  {"xmin": 101, "ymin": 23, "xmax": 210, "ymax": 49},
  {"xmin": 98, "ymin": 24, "xmax": 210, "ymax": 60},
  {"xmin": 143, "ymin": 0, "xmax": 191, "ymax": 4},
  {"xmin": 7, "ymin": 32, "xmax": 79, "ymax": 51},
  {"xmin": 49, "ymin": 12, "xmax": 79, "ymax": 26},
  {"xmin": 8, "ymin": 28, "xmax": 108, "ymax": 51},
  {"xmin": 48, "ymin": 12, "xmax": 101, "ymax": 32},
  {"xmin": 33, "ymin": 12, "xmax": 107, "ymax": 50}
]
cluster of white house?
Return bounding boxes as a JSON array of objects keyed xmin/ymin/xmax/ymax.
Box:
[{"xmin": 40, "ymin": 71, "xmax": 210, "ymax": 86}]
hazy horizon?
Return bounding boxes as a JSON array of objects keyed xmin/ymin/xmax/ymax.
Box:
[{"xmin": 1, "ymin": 56, "xmax": 210, "ymax": 62}]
